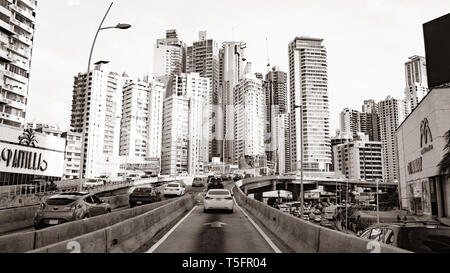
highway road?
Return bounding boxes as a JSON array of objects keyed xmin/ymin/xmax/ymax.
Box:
[{"xmin": 145, "ymin": 182, "xmax": 284, "ymax": 253}]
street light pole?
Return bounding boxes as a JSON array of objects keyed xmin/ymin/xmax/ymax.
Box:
[
  {"xmin": 376, "ymin": 179, "xmax": 380, "ymax": 224},
  {"xmin": 294, "ymin": 105, "xmax": 304, "ymax": 217}
]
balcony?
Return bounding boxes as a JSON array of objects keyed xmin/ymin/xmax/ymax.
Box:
[
  {"xmin": 2, "ymin": 70, "xmax": 28, "ymax": 84},
  {"xmin": 12, "ymin": 33, "xmax": 32, "ymax": 46},
  {"xmin": 18, "ymin": 0, "xmax": 36, "ymax": 10},
  {"xmin": 0, "ymin": 44, "xmax": 11, "ymax": 62},
  {"xmin": 9, "ymin": 4, "xmax": 34, "ymax": 21},
  {"xmin": 0, "ymin": 93, "xmax": 8, "ymax": 104},
  {"xmin": 12, "ymin": 58, "xmax": 28, "ymax": 70},
  {"xmin": 10, "ymin": 17, "xmax": 33, "ymax": 34},
  {"xmin": 6, "ymin": 98, "xmax": 25, "ymax": 110},
  {"xmin": 0, "ymin": 112, "xmax": 24, "ymax": 124},
  {"xmin": 0, "ymin": 19, "xmax": 15, "ymax": 36},
  {"xmin": 7, "ymin": 44, "xmax": 29, "ymax": 58},
  {"xmin": 1, "ymin": 82, "xmax": 26, "ymax": 96},
  {"xmin": 0, "ymin": 5, "xmax": 11, "ymax": 18}
]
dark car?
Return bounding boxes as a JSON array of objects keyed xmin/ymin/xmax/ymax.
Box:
[
  {"xmin": 233, "ymin": 174, "xmax": 243, "ymax": 182},
  {"xmin": 207, "ymin": 177, "xmax": 224, "ymax": 190},
  {"xmin": 192, "ymin": 177, "xmax": 205, "ymax": 187},
  {"xmin": 129, "ymin": 186, "xmax": 162, "ymax": 207},
  {"xmin": 359, "ymin": 221, "xmax": 450, "ymax": 253}
]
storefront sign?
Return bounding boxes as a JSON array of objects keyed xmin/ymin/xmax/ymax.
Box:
[
  {"xmin": 1, "ymin": 148, "xmax": 48, "ymax": 171},
  {"xmin": 407, "ymin": 157, "xmax": 423, "ymax": 175},
  {"xmin": 420, "ymin": 118, "xmax": 434, "ymax": 155}
]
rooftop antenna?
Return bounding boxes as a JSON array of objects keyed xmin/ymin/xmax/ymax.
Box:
[{"xmin": 266, "ymin": 37, "xmax": 271, "ymax": 73}]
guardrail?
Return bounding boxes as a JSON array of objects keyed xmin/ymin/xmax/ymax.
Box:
[{"xmin": 233, "ymin": 183, "xmax": 409, "ymax": 253}]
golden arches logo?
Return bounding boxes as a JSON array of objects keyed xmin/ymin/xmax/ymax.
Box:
[{"xmin": 420, "ymin": 118, "xmax": 433, "ymax": 148}]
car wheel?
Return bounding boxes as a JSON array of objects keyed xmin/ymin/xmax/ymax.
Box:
[
  {"xmin": 82, "ymin": 214, "xmax": 89, "ymax": 219},
  {"xmin": 107, "ymin": 209, "xmax": 111, "ymax": 213}
]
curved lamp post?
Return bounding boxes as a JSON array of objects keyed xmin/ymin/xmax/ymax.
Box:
[
  {"xmin": 86, "ymin": 2, "xmax": 131, "ymax": 75},
  {"xmin": 294, "ymin": 104, "xmax": 304, "ymax": 217}
]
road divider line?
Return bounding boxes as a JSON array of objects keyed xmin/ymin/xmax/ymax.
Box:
[
  {"xmin": 146, "ymin": 205, "xmax": 198, "ymax": 253},
  {"xmin": 234, "ymin": 199, "xmax": 282, "ymax": 253}
]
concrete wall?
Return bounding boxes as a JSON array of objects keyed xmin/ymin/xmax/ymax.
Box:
[
  {"xmin": 233, "ymin": 185, "xmax": 409, "ymax": 253},
  {"xmin": 28, "ymin": 195, "xmax": 194, "ymax": 253},
  {"xmin": 0, "ymin": 197, "xmax": 176, "ymax": 253},
  {"xmin": 0, "ymin": 205, "xmax": 39, "ymax": 234}
]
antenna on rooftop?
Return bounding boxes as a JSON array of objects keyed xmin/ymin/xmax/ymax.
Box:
[{"xmin": 266, "ymin": 37, "xmax": 270, "ymax": 73}]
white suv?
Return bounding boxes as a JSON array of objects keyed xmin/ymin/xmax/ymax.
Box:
[{"xmin": 163, "ymin": 182, "xmax": 186, "ymax": 197}]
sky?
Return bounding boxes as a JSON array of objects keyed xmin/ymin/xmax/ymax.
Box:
[{"xmin": 26, "ymin": 0, "xmax": 450, "ymax": 133}]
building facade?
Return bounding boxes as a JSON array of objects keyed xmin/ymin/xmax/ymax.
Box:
[
  {"xmin": 0, "ymin": 0, "xmax": 37, "ymax": 128},
  {"xmin": 404, "ymin": 55, "xmax": 428, "ymax": 115},
  {"xmin": 153, "ymin": 29, "xmax": 186, "ymax": 81},
  {"xmin": 378, "ymin": 96, "xmax": 406, "ymax": 183},
  {"xmin": 396, "ymin": 87, "xmax": 450, "ymax": 218},
  {"xmin": 361, "ymin": 99, "xmax": 380, "ymax": 142},
  {"xmin": 62, "ymin": 131, "xmax": 82, "ymax": 180},
  {"xmin": 333, "ymin": 135, "xmax": 383, "ymax": 181},
  {"xmin": 288, "ymin": 37, "xmax": 331, "ymax": 172},
  {"xmin": 70, "ymin": 61, "xmax": 127, "ymax": 178},
  {"xmin": 340, "ymin": 108, "xmax": 362, "ymax": 138},
  {"xmin": 233, "ymin": 74, "xmax": 265, "ymax": 162}
]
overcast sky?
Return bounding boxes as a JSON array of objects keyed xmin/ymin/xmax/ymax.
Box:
[{"xmin": 26, "ymin": 0, "xmax": 450, "ymax": 133}]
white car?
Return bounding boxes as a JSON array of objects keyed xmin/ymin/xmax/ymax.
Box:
[
  {"xmin": 203, "ymin": 189, "xmax": 234, "ymax": 213},
  {"xmin": 163, "ymin": 182, "xmax": 185, "ymax": 197}
]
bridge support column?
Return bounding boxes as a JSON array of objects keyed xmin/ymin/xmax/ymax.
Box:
[
  {"xmin": 271, "ymin": 180, "xmax": 276, "ymax": 191},
  {"xmin": 244, "ymin": 187, "xmax": 248, "ymax": 195},
  {"xmin": 254, "ymin": 192, "xmax": 263, "ymax": 202}
]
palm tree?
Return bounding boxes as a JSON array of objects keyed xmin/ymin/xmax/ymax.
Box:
[
  {"xmin": 18, "ymin": 128, "xmax": 38, "ymax": 147},
  {"xmin": 438, "ymin": 130, "xmax": 450, "ymax": 174}
]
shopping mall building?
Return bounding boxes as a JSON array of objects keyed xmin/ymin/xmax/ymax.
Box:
[
  {"xmin": 0, "ymin": 124, "xmax": 65, "ymax": 186},
  {"xmin": 396, "ymin": 87, "xmax": 450, "ymax": 218}
]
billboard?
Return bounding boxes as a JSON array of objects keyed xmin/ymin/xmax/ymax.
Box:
[{"xmin": 423, "ymin": 13, "xmax": 450, "ymax": 88}]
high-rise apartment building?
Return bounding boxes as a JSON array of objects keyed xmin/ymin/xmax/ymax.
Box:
[
  {"xmin": 264, "ymin": 66, "xmax": 288, "ymax": 164},
  {"xmin": 219, "ymin": 41, "xmax": 247, "ymax": 164},
  {"xmin": 333, "ymin": 134, "xmax": 383, "ymax": 181},
  {"xmin": 340, "ymin": 108, "xmax": 361, "ymax": 138},
  {"xmin": 378, "ymin": 96, "xmax": 406, "ymax": 183},
  {"xmin": 153, "ymin": 29, "xmax": 186, "ymax": 85},
  {"xmin": 361, "ymin": 99, "xmax": 380, "ymax": 142},
  {"xmin": 0, "ymin": 0, "xmax": 37, "ymax": 128},
  {"xmin": 161, "ymin": 73, "xmax": 210, "ymax": 175},
  {"xmin": 288, "ymin": 37, "xmax": 331, "ymax": 172},
  {"xmin": 62, "ymin": 131, "xmax": 82, "ymax": 179},
  {"xmin": 70, "ymin": 61, "xmax": 127, "ymax": 178},
  {"xmin": 404, "ymin": 56, "xmax": 428, "ymax": 114},
  {"xmin": 272, "ymin": 113, "xmax": 290, "ymax": 174},
  {"xmin": 233, "ymin": 74, "xmax": 265, "ymax": 162},
  {"xmin": 186, "ymin": 31, "xmax": 220, "ymax": 160}
]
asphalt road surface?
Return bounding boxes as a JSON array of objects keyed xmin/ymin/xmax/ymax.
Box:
[{"xmin": 146, "ymin": 182, "xmax": 282, "ymax": 253}]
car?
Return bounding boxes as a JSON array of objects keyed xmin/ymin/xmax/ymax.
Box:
[
  {"xmin": 203, "ymin": 189, "xmax": 234, "ymax": 213},
  {"xmin": 314, "ymin": 215, "xmax": 322, "ymax": 222},
  {"xmin": 320, "ymin": 219, "xmax": 333, "ymax": 228},
  {"xmin": 278, "ymin": 204, "xmax": 290, "ymax": 214},
  {"xmin": 34, "ymin": 192, "xmax": 111, "ymax": 229},
  {"xmin": 359, "ymin": 221, "xmax": 450, "ymax": 253},
  {"xmin": 84, "ymin": 178, "xmax": 104, "ymax": 188},
  {"xmin": 163, "ymin": 182, "xmax": 186, "ymax": 197},
  {"xmin": 97, "ymin": 175, "xmax": 111, "ymax": 184},
  {"xmin": 207, "ymin": 177, "xmax": 224, "ymax": 190},
  {"xmin": 313, "ymin": 209, "xmax": 322, "ymax": 215},
  {"xmin": 303, "ymin": 214, "xmax": 310, "ymax": 221},
  {"xmin": 233, "ymin": 174, "xmax": 243, "ymax": 182},
  {"xmin": 129, "ymin": 186, "xmax": 162, "ymax": 207},
  {"xmin": 192, "ymin": 177, "xmax": 205, "ymax": 187}
]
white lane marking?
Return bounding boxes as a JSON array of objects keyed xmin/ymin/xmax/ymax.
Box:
[
  {"xmin": 146, "ymin": 205, "xmax": 198, "ymax": 253},
  {"xmin": 234, "ymin": 199, "xmax": 282, "ymax": 253}
]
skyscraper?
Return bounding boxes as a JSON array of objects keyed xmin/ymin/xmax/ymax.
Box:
[
  {"xmin": 0, "ymin": 0, "xmax": 37, "ymax": 128},
  {"xmin": 161, "ymin": 73, "xmax": 210, "ymax": 175},
  {"xmin": 70, "ymin": 61, "xmax": 127, "ymax": 178},
  {"xmin": 264, "ymin": 66, "xmax": 288, "ymax": 162},
  {"xmin": 219, "ymin": 41, "xmax": 247, "ymax": 164},
  {"xmin": 340, "ymin": 108, "xmax": 362, "ymax": 138},
  {"xmin": 153, "ymin": 29, "xmax": 186, "ymax": 85},
  {"xmin": 378, "ymin": 96, "xmax": 406, "ymax": 183},
  {"xmin": 404, "ymin": 56, "xmax": 429, "ymax": 114},
  {"xmin": 361, "ymin": 99, "xmax": 380, "ymax": 141},
  {"xmin": 119, "ymin": 78, "xmax": 165, "ymax": 160},
  {"xmin": 186, "ymin": 31, "xmax": 220, "ymax": 160},
  {"xmin": 233, "ymin": 73, "xmax": 265, "ymax": 162},
  {"xmin": 288, "ymin": 37, "xmax": 331, "ymax": 172}
]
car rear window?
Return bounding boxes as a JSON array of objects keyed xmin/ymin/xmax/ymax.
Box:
[
  {"xmin": 167, "ymin": 184, "xmax": 180, "ymax": 187},
  {"xmin": 133, "ymin": 187, "xmax": 152, "ymax": 193},
  {"xmin": 46, "ymin": 198, "xmax": 75, "ymax": 206},
  {"xmin": 208, "ymin": 190, "xmax": 230, "ymax": 195},
  {"xmin": 401, "ymin": 227, "xmax": 450, "ymax": 253},
  {"xmin": 209, "ymin": 178, "xmax": 223, "ymax": 183}
]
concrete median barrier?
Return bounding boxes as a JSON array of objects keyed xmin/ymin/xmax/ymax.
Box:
[
  {"xmin": 0, "ymin": 230, "xmax": 35, "ymax": 253},
  {"xmin": 27, "ymin": 195, "xmax": 195, "ymax": 253},
  {"xmin": 0, "ymin": 205, "xmax": 39, "ymax": 234},
  {"xmin": 233, "ymin": 185, "xmax": 409, "ymax": 253}
]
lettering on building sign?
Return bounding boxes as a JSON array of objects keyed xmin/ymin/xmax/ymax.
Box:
[
  {"xmin": 0, "ymin": 148, "xmax": 48, "ymax": 172},
  {"xmin": 407, "ymin": 157, "xmax": 422, "ymax": 175},
  {"xmin": 420, "ymin": 118, "xmax": 433, "ymax": 155}
]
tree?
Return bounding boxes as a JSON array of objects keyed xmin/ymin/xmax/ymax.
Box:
[
  {"xmin": 438, "ymin": 130, "xmax": 450, "ymax": 174},
  {"xmin": 18, "ymin": 128, "xmax": 38, "ymax": 147}
]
